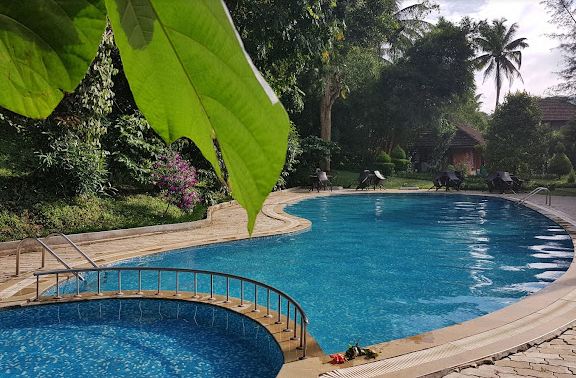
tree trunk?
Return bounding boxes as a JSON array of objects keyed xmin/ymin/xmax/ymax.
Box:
[
  {"xmin": 495, "ymin": 61, "xmax": 501, "ymax": 110},
  {"xmin": 319, "ymin": 72, "xmax": 340, "ymax": 172}
]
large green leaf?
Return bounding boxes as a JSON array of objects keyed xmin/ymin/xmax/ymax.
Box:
[
  {"xmin": 106, "ymin": 0, "xmax": 290, "ymax": 233},
  {"xmin": 0, "ymin": 0, "xmax": 107, "ymax": 118}
]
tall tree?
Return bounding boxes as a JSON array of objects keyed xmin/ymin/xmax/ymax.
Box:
[
  {"xmin": 542, "ymin": 0, "xmax": 576, "ymax": 96},
  {"xmin": 486, "ymin": 92, "xmax": 550, "ymax": 176},
  {"xmin": 319, "ymin": 0, "xmax": 434, "ymax": 170},
  {"xmin": 226, "ymin": 0, "xmax": 333, "ymax": 115},
  {"xmin": 473, "ymin": 19, "xmax": 528, "ymax": 110},
  {"xmin": 332, "ymin": 19, "xmax": 476, "ymax": 160}
]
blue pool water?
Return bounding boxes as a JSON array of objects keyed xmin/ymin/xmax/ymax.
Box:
[
  {"xmin": 60, "ymin": 194, "xmax": 572, "ymax": 353},
  {"xmin": 0, "ymin": 299, "xmax": 283, "ymax": 377}
]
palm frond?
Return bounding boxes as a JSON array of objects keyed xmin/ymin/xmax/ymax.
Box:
[
  {"xmin": 483, "ymin": 60, "xmax": 496, "ymax": 83},
  {"xmin": 502, "ymin": 22, "xmax": 519, "ymax": 45},
  {"xmin": 501, "ymin": 57, "xmax": 524, "ymax": 84},
  {"xmin": 505, "ymin": 37, "xmax": 529, "ymax": 51}
]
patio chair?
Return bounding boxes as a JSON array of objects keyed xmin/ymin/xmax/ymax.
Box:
[
  {"xmin": 317, "ymin": 171, "xmax": 332, "ymax": 191},
  {"xmin": 486, "ymin": 171, "xmax": 514, "ymax": 193},
  {"xmin": 356, "ymin": 170, "xmax": 372, "ymax": 190},
  {"xmin": 430, "ymin": 171, "xmax": 462, "ymax": 191},
  {"xmin": 371, "ymin": 170, "xmax": 386, "ymax": 190}
]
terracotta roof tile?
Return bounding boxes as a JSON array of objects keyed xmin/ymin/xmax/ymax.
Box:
[{"xmin": 538, "ymin": 97, "xmax": 576, "ymax": 122}]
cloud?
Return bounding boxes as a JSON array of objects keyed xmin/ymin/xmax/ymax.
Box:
[
  {"xmin": 437, "ymin": 0, "xmax": 489, "ymax": 16},
  {"xmin": 429, "ymin": 0, "xmax": 564, "ymax": 112}
]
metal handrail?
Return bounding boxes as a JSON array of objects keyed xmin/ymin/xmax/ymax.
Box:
[
  {"xmin": 33, "ymin": 267, "xmax": 310, "ymax": 359},
  {"xmin": 518, "ymin": 187, "xmax": 552, "ymax": 206},
  {"xmin": 45, "ymin": 233, "xmax": 98, "ymax": 268},
  {"xmin": 15, "ymin": 233, "xmax": 97, "ymax": 277}
]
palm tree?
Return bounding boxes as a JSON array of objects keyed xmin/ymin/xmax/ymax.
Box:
[
  {"xmin": 473, "ymin": 19, "xmax": 528, "ymax": 110},
  {"xmin": 383, "ymin": 2, "xmax": 437, "ymax": 61}
]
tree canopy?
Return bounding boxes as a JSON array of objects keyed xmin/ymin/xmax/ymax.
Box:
[{"xmin": 486, "ymin": 92, "xmax": 549, "ymax": 176}]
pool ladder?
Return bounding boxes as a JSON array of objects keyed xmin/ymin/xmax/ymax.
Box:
[
  {"xmin": 518, "ymin": 187, "xmax": 552, "ymax": 206},
  {"xmin": 15, "ymin": 233, "xmax": 99, "ymax": 279}
]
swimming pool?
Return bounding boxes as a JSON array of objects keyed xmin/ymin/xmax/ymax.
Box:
[
  {"xmin": 0, "ymin": 299, "xmax": 283, "ymax": 377},
  {"xmin": 57, "ymin": 194, "xmax": 574, "ymax": 354}
]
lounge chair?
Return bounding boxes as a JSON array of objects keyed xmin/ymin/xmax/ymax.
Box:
[
  {"xmin": 317, "ymin": 171, "xmax": 332, "ymax": 191},
  {"xmin": 356, "ymin": 170, "xmax": 372, "ymax": 190},
  {"xmin": 430, "ymin": 171, "xmax": 462, "ymax": 191},
  {"xmin": 486, "ymin": 171, "xmax": 515, "ymax": 193},
  {"xmin": 371, "ymin": 170, "xmax": 386, "ymax": 190}
]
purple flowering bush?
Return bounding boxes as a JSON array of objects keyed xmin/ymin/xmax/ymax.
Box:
[{"xmin": 151, "ymin": 153, "xmax": 201, "ymax": 212}]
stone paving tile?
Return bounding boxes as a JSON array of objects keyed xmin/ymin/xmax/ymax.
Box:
[{"xmin": 447, "ymin": 325, "xmax": 576, "ymax": 377}]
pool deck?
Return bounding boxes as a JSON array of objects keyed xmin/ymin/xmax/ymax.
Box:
[{"xmin": 1, "ymin": 189, "xmax": 576, "ymax": 377}]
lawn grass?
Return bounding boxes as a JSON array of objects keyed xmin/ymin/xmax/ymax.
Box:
[
  {"xmin": 0, "ymin": 194, "xmax": 207, "ymax": 242},
  {"xmin": 331, "ymin": 170, "xmax": 432, "ymax": 189}
]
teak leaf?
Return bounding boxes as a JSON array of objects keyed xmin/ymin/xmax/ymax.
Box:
[
  {"xmin": 106, "ymin": 0, "xmax": 290, "ymax": 232},
  {"xmin": 0, "ymin": 0, "xmax": 107, "ymax": 118}
]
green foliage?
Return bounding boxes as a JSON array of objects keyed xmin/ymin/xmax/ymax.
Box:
[
  {"xmin": 32, "ymin": 30, "xmax": 116, "ymax": 196},
  {"xmin": 288, "ymin": 136, "xmax": 339, "ymax": 185},
  {"xmin": 195, "ymin": 169, "xmax": 231, "ymax": 206},
  {"xmin": 105, "ymin": 113, "xmax": 169, "ymax": 186},
  {"xmin": 333, "ymin": 19, "xmax": 475, "ymax": 161},
  {"xmin": 226, "ymin": 0, "xmax": 333, "ymax": 114},
  {"xmin": 390, "ymin": 145, "xmax": 407, "ymax": 160},
  {"xmin": 486, "ymin": 92, "xmax": 550, "ymax": 175},
  {"xmin": 36, "ymin": 133, "xmax": 110, "ymax": 196},
  {"xmin": 568, "ymin": 169, "xmax": 576, "ymax": 183},
  {"xmin": 0, "ymin": 1, "xmax": 107, "ymax": 118},
  {"xmin": 376, "ymin": 151, "xmax": 392, "ymax": 163},
  {"xmin": 0, "ymin": 194, "xmax": 207, "ymax": 242},
  {"xmin": 300, "ymin": 136, "xmax": 340, "ymax": 168},
  {"xmin": 473, "ymin": 19, "xmax": 528, "ymax": 109},
  {"xmin": 390, "ymin": 146, "xmax": 410, "ymax": 172},
  {"xmin": 0, "ymin": 0, "xmax": 291, "ymax": 234},
  {"xmin": 392, "ymin": 159, "xmax": 410, "ymax": 172},
  {"xmin": 549, "ymin": 152, "xmax": 573, "ymax": 177},
  {"xmin": 276, "ymin": 124, "xmax": 303, "ymax": 189},
  {"xmin": 374, "ymin": 162, "xmax": 395, "ymax": 176}
]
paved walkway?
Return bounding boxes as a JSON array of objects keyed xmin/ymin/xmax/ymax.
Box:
[{"xmin": 446, "ymin": 327, "xmax": 576, "ymax": 377}]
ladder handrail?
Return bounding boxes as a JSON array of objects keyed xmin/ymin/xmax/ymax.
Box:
[
  {"xmin": 518, "ymin": 187, "xmax": 552, "ymax": 206},
  {"xmin": 15, "ymin": 233, "xmax": 97, "ymax": 278},
  {"xmin": 44, "ymin": 233, "xmax": 98, "ymax": 268}
]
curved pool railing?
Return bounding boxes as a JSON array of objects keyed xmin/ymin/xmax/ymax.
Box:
[{"xmin": 33, "ymin": 267, "xmax": 309, "ymax": 358}]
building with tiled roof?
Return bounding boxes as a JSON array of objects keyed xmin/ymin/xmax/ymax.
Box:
[
  {"xmin": 412, "ymin": 124, "xmax": 485, "ymax": 175},
  {"xmin": 538, "ymin": 97, "xmax": 576, "ymax": 129}
]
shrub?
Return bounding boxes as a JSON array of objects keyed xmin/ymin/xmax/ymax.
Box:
[
  {"xmin": 105, "ymin": 112, "xmax": 169, "ymax": 187},
  {"xmin": 376, "ymin": 151, "xmax": 392, "ymax": 163},
  {"xmin": 567, "ymin": 169, "xmax": 576, "ymax": 183},
  {"xmin": 549, "ymin": 152, "xmax": 573, "ymax": 178},
  {"xmin": 375, "ymin": 162, "xmax": 395, "ymax": 176},
  {"xmin": 275, "ymin": 123, "xmax": 302, "ymax": 190},
  {"xmin": 151, "ymin": 153, "xmax": 201, "ymax": 212},
  {"xmin": 391, "ymin": 145, "xmax": 407, "ymax": 160},
  {"xmin": 392, "ymin": 158, "xmax": 410, "ymax": 172}
]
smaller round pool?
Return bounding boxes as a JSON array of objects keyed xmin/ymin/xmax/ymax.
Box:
[{"xmin": 0, "ymin": 299, "xmax": 283, "ymax": 377}]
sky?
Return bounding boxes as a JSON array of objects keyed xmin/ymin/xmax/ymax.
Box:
[{"xmin": 425, "ymin": 0, "xmax": 564, "ymax": 113}]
